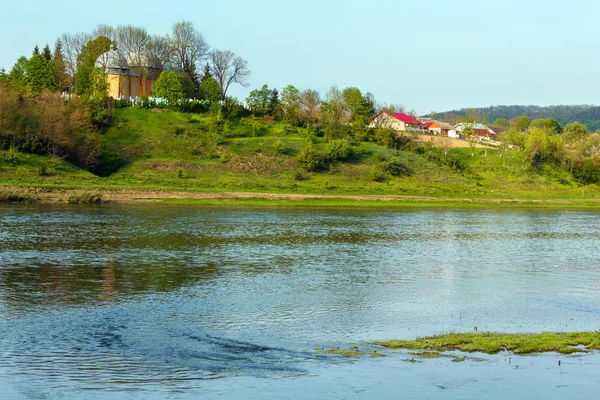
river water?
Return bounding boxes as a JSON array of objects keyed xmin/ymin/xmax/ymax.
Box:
[{"xmin": 1, "ymin": 204, "xmax": 600, "ymax": 399}]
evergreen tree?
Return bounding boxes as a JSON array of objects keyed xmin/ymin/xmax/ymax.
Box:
[
  {"xmin": 53, "ymin": 39, "xmax": 67, "ymax": 90},
  {"xmin": 24, "ymin": 54, "xmax": 58, "ymax": 93},
  {"xmin": 268, "ymin": 88, "xmax": 281, "ymax": 118},
  {"xmin": 42, "ymin": 44, "xmax": 52, "ymax": 61},
  {"xmin": 200, "ymin": 63, "xmax": 212, "ymax": 82},
  {"xmin": 33, "ymin": 45, "xmax": 40, "ymax": 56}
]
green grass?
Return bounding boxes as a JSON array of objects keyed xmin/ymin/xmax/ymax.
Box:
[
  {"xmin": 2, "ymin": 107, "xmax": 600, "ymax": 206},
  {"xmin": 371, "ymin": 332, "xmax": 600, "ymax": 355},
  {"xmin": 318, "ymin": 348, "xmax": 385, "ymax": 358}
]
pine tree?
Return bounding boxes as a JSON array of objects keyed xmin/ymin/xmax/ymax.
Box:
[
  {"xmin": 33, "ymin": 45, "xmax": 40, "ymax": 56},
  {"xmin": 53, "ymin": 39, "xmax": 67, "ymax": 90},
  {"xmin": 268, "ymin": 88, "xmax": 281, "ymax": 119},
  {"xmin": 42, "ymin": 44, "xmax": 52, "ymax": 61},
  {"xmin": 201, "ymin": 63, "xmax": 212, "ymax": 82}
]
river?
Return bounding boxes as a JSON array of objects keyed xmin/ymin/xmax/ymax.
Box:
[{"xmin": 1, "ymin": 204, "xmax": 600, "ymax": 399}]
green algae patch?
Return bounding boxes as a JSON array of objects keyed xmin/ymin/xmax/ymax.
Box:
[
  {"xmin": 372, "ymin": 332, "xmax": 600, "ymax": 355},
  {"xmin": 319, "ymin": 348, "xmax": 385, "ymax": 358}
]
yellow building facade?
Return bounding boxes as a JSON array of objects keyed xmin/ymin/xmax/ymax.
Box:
[{"xmin": 97, "ymin": 48, "xmax": 158, "ymax": 99}]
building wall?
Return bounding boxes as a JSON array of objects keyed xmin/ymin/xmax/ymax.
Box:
[
  {"xmin": 105, "ymin": 74, "xmax": 156, "ymax": 99},
  {"xmin": 370, "ymin": 113, "xmax": 406, "ymax": 131}
]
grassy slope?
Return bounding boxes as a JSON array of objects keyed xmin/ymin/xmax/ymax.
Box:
[{"xmin": 2, "ymin": 107, "xmax": 600, "ymax": 202}]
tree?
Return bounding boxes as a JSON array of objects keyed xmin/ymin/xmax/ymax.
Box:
[
  {"xmin": 24, "ymin": 54, "xmax": 58, "ymax": 94},
  {"xmin": 513, "ymin": 114, "xmax": 530, "ymax": 131},
  {"xmin": 530, "ymin": 118, "xmax": 561, "ymax": 134},
  {"xmin": 42, "ymin": 45, "xmax": 52, "ymax": 61},
  {"xmin": 200, "ymin": 63, "xmax": 212, "ymax": 82},
  {"xmin": 53, "ymin": 39, "xmax": 67, "ymax": 91},
  {"xmin": 492, "ymin": 118, "xmax": 509, "ymax": 128},
  {"xmin": 246, "ymin": 84, "xmax": 271, "ymax": 115},
  {"xmin": 116, "ymin": 25, "xmax": 152, "ymax": 94},
  {"xmin": 7, "ymin": 56, "xmax": 28, "ymax": 88},
  {"xmin": 209, "ymin": 49, "xmax": 250, "ymax": 100},
  {"xmin": 152, "ymin": 70, "xmax": 186, "ymax": 107},
  {"xmin": 562, "ymin": 121, "xmax": 589, "ymax": 142},
  {"xmin": 281, "ymin": 84, "xmax": 300, "ymax": 123},
  {"xmin": 74, "ymin": 36, "xmax": 112, "ymax": 96},
  {"xmin": 322, "ymin": 86, "xmax": 347, "ymax": 138},
  {"xmin": 342, "ymin": 87, "xmax": 375, "ymax": 125},
  {"xmin": 146, "ymin": 34, "xmax": 173, "ymax": 71},
  {"xmin": 33, "ymin": 45, "xmax": 40, "ymax": 56},
  {"xmin": 60, "ymin": 32, "xmax": 91, "ymax": 79},
  {"xmin": 268, "ymin": 88, "xmax": 281, "ymax": 118},
  {"xmin": 170, "ymin": 20, "xmax": 209, "ymax": 84},
  {"xmin": 299, "ymin": 89, "xmax": 321, "ymax": 127},
  {"xmin": 199, "ymin": 76, "xmax": 222, "ymax": 105}
]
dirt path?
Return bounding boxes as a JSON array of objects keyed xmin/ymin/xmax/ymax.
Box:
[{"xmin": 7, "ymin": 187, "xmax": 598, "ymax": 207}]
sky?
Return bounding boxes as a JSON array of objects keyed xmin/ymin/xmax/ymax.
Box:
[{"xmin": 2, "ymin": 0, "xmax": 600, "ymax": 114}]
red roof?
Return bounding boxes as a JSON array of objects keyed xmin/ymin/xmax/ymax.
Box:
[
  {"xmin": 385, "ymin": 112, "xmax": 423, "ymax": 125},
  {"xmin": 424, "ymin": 122, "xmax": 434, "ymax": 129}
]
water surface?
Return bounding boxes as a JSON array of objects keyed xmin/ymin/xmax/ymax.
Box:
[{"xmin": 1, "ymin": 205, "xmax": 600, "ymax": 399}]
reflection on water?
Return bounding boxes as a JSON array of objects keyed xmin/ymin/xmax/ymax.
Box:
[{"xmin": 1, "ymin": 205, "xmax": 600, "ymax": 399}]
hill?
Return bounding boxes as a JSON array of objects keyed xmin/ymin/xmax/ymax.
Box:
[
  {"xmin": 2, "ymin": 107, "xmax": 600, "ymax": 205},
  {"xmin": 432, "ymin": 105, "xmax": 600, "ymax": 131}
]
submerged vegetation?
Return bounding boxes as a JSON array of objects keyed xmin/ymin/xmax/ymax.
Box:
[{"xmin": 371, "ymin": 332, "xmax": 600, "ymax": 355}]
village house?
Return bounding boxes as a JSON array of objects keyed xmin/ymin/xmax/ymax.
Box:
[
  {"xmin": 95, "ymin": 46, "xmax": 159, "ymax": 99},
  {"xmin": 369, "ymin": 112, "xmax": 424, "ymax": 131},
  {"xmin": 454, "ymin": 122, "xmax": 496, "ymax": 138},
  {"xmin": 428, "ymin": 121, "xmax": 454, "ymax": 136}
]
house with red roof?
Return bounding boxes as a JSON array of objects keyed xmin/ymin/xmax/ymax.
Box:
[{"xmin": 370, "ymin": 112, "xmax": 424, "ymax": 132}]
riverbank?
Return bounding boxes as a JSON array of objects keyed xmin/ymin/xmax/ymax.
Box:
[{"xmin": 2, "ymin": 186, "xmax": 600, "ymax": 209}]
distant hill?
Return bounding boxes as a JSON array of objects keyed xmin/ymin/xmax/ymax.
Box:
[{"xmin": 431, "ymin": 105, "xmax": 600, "ymax": 131}]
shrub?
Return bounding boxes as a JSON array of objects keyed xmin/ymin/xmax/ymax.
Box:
[
  {"xmin": 38, "ymin": 161, "xmax": 49, "ymax": 176},
  {"xmin": 177, "ymin": 168, "xmax": 184, "ymax": 179},
  {"xmin": 327, "ymin": 140, "xmax": 354, "ymax": 161},
  {"xmin": 297, "ymin": 141, "xmax": 324, "ymax": 171},
  {"xmin": 293, "ymin": 170, "xmax": 308, "ymax": 181},
  {"xmin": 67, "ymin": 191, "xmax": 102, "ymax": 204},
  {"xmin": 574, "ymin": 157, "xmax": 600, "ymax": 184},
  {"xmin": 273, "ymin": 139, "xmax": 285, "ymax": 155},
  {"xmin": 369, "ymin": 164, "xmax": 389, "ymax": 182},
  {"xmin": 4, "ymin": 146, "xmax": 20, "ymax": 165},
  {"xmin": 382, "ymin": 156, "xmax": 411, "ymax": 176}
]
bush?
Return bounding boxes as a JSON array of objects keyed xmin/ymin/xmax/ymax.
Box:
[
  {"xmin": 375, "ymin": 128, "xmax": 398, "ymax": 149},
  {"xmin": 66, "ymin": 191, "xmax": 103, "ymax": 204},
  {"xmin": 297, "ymin": 142, "xmax": 325, "ymax": 171},
  {"xmin": 273, "ymin": 139, "xmax": 285, "ymax": 155},
  {"xmin": 369, "ymin": 164, "xmax": 389, "ymax": 182},
  {"xmin": 327, "ymin": 140, "xmax": 354, "ymax": 161},
  {"xmin": 382, "ymin": 156, "xmax": 411, "ymax": 176},
  {"xmin": 4, "ymin": 146, "xmax": 20, "ymax": 165},
  {"xmin": 293, "ymin": 170, "xmax": 308, "ymax": 181},
  {"xmin": 573, "ymin": 157, "xmax": 600, "ymax": 184}
]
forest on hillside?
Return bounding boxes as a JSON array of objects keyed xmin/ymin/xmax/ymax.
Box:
[{"xmin": 433, "ymin": 105, "xmax": 600, "ymax": 132}]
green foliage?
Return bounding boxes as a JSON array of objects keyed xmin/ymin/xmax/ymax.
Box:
[
  {"xmin": 374, "ymin": 128, "xmax": 398, "ymax": 149},
  {"xmin": 342, "ymin": 87, "xmax": 375, "ymax": 125},
  {"xmin": 4, "ymin": 146, "xmax": 20, "ymax": 164},
  {"xmin": 573, "ymin": 157, "xmax": 600, "ymax": 184},
  {"xmin": 530, "ymin": 118, "xmax": 561, "ymax": 134},
  {"xmin": 514, "ymin": 114, "xmax": 531, "ymax": 131},
  {"xmin": 23, "ymin": 54, "xmax": 57, "ymax": 94},
  {"xmin": 281, "ymin": 84, "xmax": 300, "ymax": 123},
  {"xmin": 273, "ymin": 138, "xmax": 285, "ymax": 155},
  {"xmin": 369, "ymin": 164, "xmax": 389, "ymax": 182},
  {"xmin": 246, "ymin": 84, "xmax": 271, "ymax": 115},
  {"xmin": 327, "ymin": 140, "xmax": 354, "ymax": 161},
  {"xmin": 524, "ymin": 127, "xmax": 564, "ymax": 166},
  {"xmin": 297, "ymin": 141, "xmax": 325, "ymax": 171},
  {"xmin": 382, "ymin": 156, "xmax": 411, "ymax": 176},
  {"xmin": 152, "ymin": 70, "xmax": 187, "ymax": 108},
  {"xmin": 199, "ymin": 76, "xmax": 222, "ymax": 104},
  {"xmin": 74, "ymin": 36, "xmax": 112, "ymax": 96},
  {"xmin": 562, "ymin": 121, "xmax": 589, "ymax": 142}
]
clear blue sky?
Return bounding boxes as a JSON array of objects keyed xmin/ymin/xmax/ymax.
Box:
[{"xmin": 2, "ymin": 0, "xmax": 599, "ymax": 113}]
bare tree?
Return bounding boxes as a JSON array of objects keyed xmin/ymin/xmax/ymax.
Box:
[
  {"xmin": 209, "ymin": 49, "xmax": 250, "ymax": 100},
  {"xmin": 146, "ymin": 34, "xmax": 173, "ymax": 71},
  {"xmin": 170, "ymin": 21, "xmax": 209, "ymax": 81},
  {"xmin": 60, "ymin": 32, "xmax": 91, "ymax": 79}
]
